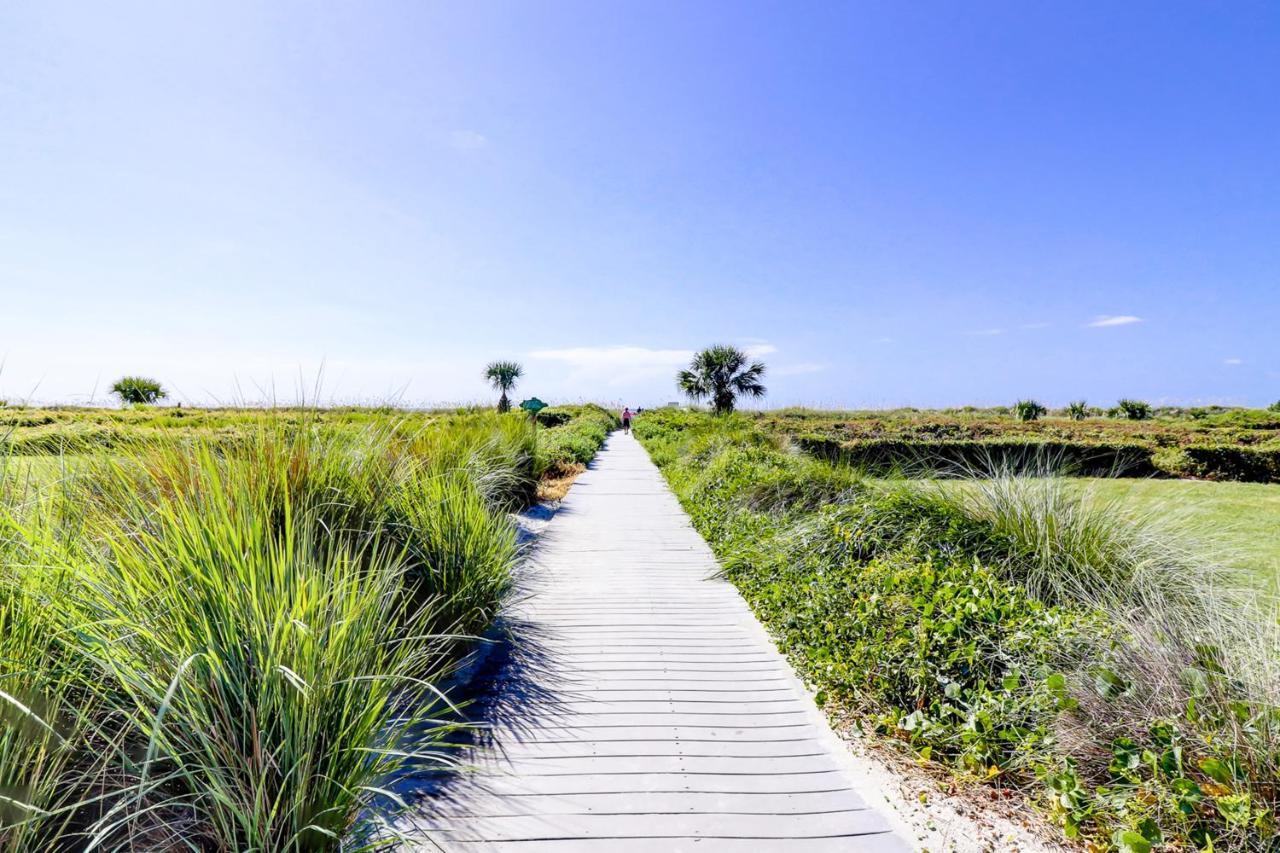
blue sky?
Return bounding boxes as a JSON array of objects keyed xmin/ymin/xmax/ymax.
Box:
[{"xmin": 2, "ymin": 1, "xmax": 1277, "ymax": 408}]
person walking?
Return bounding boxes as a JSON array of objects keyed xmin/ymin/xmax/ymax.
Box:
[{"xmin": 621, "ymin": 406, "xmax": 633, "ymax": 433}]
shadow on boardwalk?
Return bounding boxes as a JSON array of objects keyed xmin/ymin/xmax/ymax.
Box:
[{"xmin": 377, "ymin": 503, "xmax": 591, "ymax": 809}]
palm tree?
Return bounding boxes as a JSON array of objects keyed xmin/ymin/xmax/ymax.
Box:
[
  {"xmin": 484, "ymin": 361, "xmax": 523, "ymax": 413},
  {"xmin": 1114, "ymin": 398, "xmax": 1152, "ymax": 421},
  {"xmin": 111, "ymin": 376, "xmax": 167, "ymax": 406},
  {"xmin": 1013, "ymin": 399, "xmax": 1046, "ymax": 422},
  {"xmin": 677, "ymin": 345, "xmax": 766, "ymax": 415}
]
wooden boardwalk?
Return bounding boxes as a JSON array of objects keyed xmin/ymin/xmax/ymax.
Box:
[{"xmin": 404, "ymin": 432, "xmax": 908, "ymax": 851}]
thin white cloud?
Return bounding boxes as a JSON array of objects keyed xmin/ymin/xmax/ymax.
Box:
[
  {"xmin": 1223, "ymin": 357, "xmax": 1244, "ymax": 366},
  {"xmin": 531, "ymin": 343, "xmax": 779, "ymax": 368},
  {"xmin": 530, "ymin": 342, "xmax": 779, "ymax": 389},
  {"xmin": 875, "ymin": 336, "xmax": 894, "ymax": 344},
  {"xmin": 531, "ymin": 345, "xmax": 693, "ymax": 370},
  {"xmin": 965, "ymin": 328, "xmax": 1004, "ymax": 336},
  {"xmin": 772, "ymin": 362, "xmax": 826, "ymax": 377},
  {"xmin": 1088, "ymin": 315, "xmax": 1143, "ymax": 327},
  {"xmin": 744, "ymin": 343, "xmax": 778, "ymax": 359},
  {"xmin": 448, "ymin": 130, "xmax": 489, "ymax": 151},
  {"xmin": 530, "ymin": 345, "xmax": 694, "ymax": 390}
]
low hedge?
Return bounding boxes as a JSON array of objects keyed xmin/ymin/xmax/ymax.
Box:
[
  {"xmin": 535, "ymin": 410, "xmax": 573, "ymax": 428},
  {"xmin": 795, "ymin": 434, "xmax": 1280, "ymax": 483},
  {"xmin": 796, "ymin": 435, "xmax": 1160, "ymax": 478},
  {"xmin": 1159, "ymin": 445, "xmax": 1280, "ymax": 482},
  {"xmin": 535, "ymin": 404, "xmax": 619, "ymax": 472}
]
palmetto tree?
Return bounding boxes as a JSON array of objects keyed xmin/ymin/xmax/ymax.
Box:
[
  {"xmin": 677, "ymin": 345, "xmax": 767, "ymax": 415},
  {"xmin": 1114, "ymin": 398, "xmax": 1152, "ymax": 421},
  {"xmin": 1013, "ymin": 399, "xmax": 1047, "ymax": 422},
  {"xmin": 111, "ymin": 375, "xmax": 167, "ymax": 406},
  {"xmin": 484, "ymin": 361, "xmax": 523, "ymax": 413}
]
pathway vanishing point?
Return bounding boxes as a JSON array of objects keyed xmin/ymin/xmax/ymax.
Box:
[{"xmin": 404, "ymin": 431, "xmax": 910, "ymax": 851}]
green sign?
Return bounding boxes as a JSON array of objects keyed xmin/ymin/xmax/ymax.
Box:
[{"xmin": 519, "ymin": 397, "xmax": 547, "ymax": 413}]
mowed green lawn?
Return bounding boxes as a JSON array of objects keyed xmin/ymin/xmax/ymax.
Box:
[
  {"xmin": 1079, "ymin": 477, "xmax": 1280, "ymax": 593},
  {"xmin": 880, "ymin": 475, "xmax": 1280, "ymax": 593}
]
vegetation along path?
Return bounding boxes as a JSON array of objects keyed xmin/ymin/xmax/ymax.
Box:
[{"xmin": 404, "ymin": 431, "xmax": 909, "ymax": 851}]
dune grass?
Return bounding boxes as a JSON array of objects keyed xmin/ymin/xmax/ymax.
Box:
[{"xmin": 0, "ymin": 407, "xmax": 607, "ymax": 849}]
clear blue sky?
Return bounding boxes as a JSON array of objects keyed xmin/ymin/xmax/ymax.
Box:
[{"xmin": 2, "ymin": 1, "xmax": 1277, "ymax": 408}]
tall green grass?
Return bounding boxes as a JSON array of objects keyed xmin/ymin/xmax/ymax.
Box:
[
  {"xmin": 0, "ymin": 409, "xmax": 547, "ymax": 849},
  {"xmin": 0, "ymin": 509, "xmax": 96, "ymax": 849}
]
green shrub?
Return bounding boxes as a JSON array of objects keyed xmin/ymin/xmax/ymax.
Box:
[
  {"xmin": 535, "ymin": 409, "xmax": 573, "ymax": 427},
  {"xmin": 791, "ymin": 433, "xmax": 843, "ymax": 461},
  {"xmin": 731, "ymin": 537, "xmax": 1095, "ymax": 777},
  {"xmin": 1150, "ymin": 443, "xmax": 1280, "ymax": 482},
  {"xmin": 1151, "ymin": 446, "xmax": 1194, "ymax": 477},
  {"xmin": 1180, "ymin": 445, "xmax": 1280, "ymax": 482},
  {"xmin": 1067, "ymin": 400, "xmax": 1088, "ymax": 421},
  {"xmin": 536, "ymin": 404, "xmax": 619, "ymax": 471}
]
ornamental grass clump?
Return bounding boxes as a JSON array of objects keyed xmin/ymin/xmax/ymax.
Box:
[
  {"xmin": 0, "ymin": 411, "xmax": 530, "ymax": 849},
  {"xmin": 55, "ymin": 485, "xmax": 453, "ymax": 849}
]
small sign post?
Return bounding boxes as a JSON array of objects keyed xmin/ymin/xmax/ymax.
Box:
[{"xmin": 519, "ymin": 397, "xmax": 548, "ymax": 433}]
